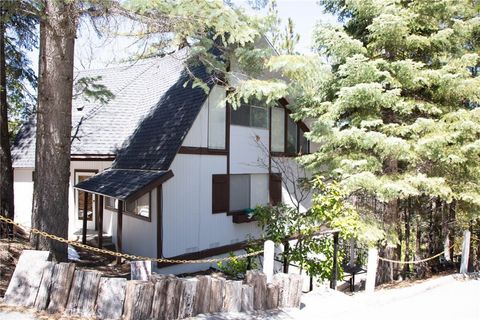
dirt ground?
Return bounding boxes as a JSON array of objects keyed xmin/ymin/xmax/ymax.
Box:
[{"xmin": 0, "ymin": 237, "xmax": 32, "ymax": 297}]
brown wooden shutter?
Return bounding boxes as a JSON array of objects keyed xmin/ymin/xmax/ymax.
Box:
[
  {"xmin": 269, "ymin": 173, "xmax": 282, "ymax": 205},
  {"xmin": 212, "ymin": 174, "xmax": 229, "ymax": 213}
]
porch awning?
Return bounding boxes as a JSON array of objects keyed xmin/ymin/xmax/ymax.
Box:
[{"xmin": 74, "ymin": 169, "xmax": 173, "ymax": 201}]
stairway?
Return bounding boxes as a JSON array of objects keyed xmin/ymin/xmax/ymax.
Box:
[{"xmin": 89, "ymin": 235, "xmax": 116, "ymax": 251}]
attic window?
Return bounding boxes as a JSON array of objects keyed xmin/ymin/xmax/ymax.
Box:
[{"xmin": 208, "ymin": 86, "xmax": 226, "ymax": 150}]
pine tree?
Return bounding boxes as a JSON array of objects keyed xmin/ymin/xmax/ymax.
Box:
[
  {"xmin": 0, "ymin": 0, "xmax": 38, "ymax": 237},
  {"xmin": 30, "ymin": 0, "xmax": 264, "ymax": 260},
  {"xmin": 236, "ymin": 0, "xmax": 480, "ymax": 277}
]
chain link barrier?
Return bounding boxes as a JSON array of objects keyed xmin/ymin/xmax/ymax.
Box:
[
  {"xmin": 0, "ymin": 215, "xmax": 263, "ymax": 264},
  {"xmin": 1, "ymin": 215, "xmax": 463, "ymax": 266},
  {"xmin": 377, "ymin": 244, "xmax": 455, "ymax": 265}
]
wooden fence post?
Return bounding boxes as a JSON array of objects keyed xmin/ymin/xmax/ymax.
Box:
[
  {"xmin": 263, "ymin": 240, "xmax": 274, "ymax": 283},
  {"xmin": 460, "ymin": 230, "xmax": 471, "ymax": 274},
  {"xmin": 365, "ymin": 248, "xmax": 378, "ymax": 294}
]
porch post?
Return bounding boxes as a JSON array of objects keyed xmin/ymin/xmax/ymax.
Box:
[
  {"xmin": 82, "ymin": 191, "xmax": 88, "ymax": 244},
  {"xmin": 117, "ymin": 200, "xmax": 123, "ymax": 264},
  {"xmin": 97, "ymin": 195, "xmax": 103, "ymax": 249}
]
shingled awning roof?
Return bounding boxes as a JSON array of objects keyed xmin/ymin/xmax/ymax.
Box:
[{"xmin": 75, "ymin": 169, "xmax": 173, "ymax": 201}]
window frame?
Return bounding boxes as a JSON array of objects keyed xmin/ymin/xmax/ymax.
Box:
[
  {"xmin": 271, "ymin": 105, "xmax": 310, "ymax": 157},
  {"xmin": 207, "ymin": 87, "xmax": 227, "ymax": 150},
  {"xmin": 229, "ymin": 174, "xmax": 251, "ymax": 213},
  {"xmin": 74, "ymin": 169, "xmax": 98, "ymax": 221},
  {"xmin": 231, "ymin": 101, "xmax": 269, "ymax": 129},
  {"xmin": 105, "ymin": 192, "xmax": 152, "ymax": 222},
  {"xmin": 212, "ymin": 173, "xmax": 270, "ymax": 215}
]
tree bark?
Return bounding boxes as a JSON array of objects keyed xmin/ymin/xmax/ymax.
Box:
[
  {"xmin": 0, "ymin": 2, "xmax": 15, "ymax": 237},
  {"xmin": 403, "ymin": 198, "xmax": 411, "ymax": 277},
  {"xmin": 31, "ymin": 1, "xmax": 77, "ymax": 261},
  {"xmin": 448, "ymin": 201, "xmax": 456, "ymax": 261}
]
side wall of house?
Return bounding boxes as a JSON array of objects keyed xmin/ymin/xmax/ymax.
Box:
[
  {"xmin": 103, "ymin": 189, "xmax": 158, "ymax": 259},
  {"xmin": 158, "ymin": 84, "xmax": 313, "ymax": 274},
  {"xmin": 69, "ymin": 161, "xmax": 114, "ymax": 236},
  {"xmin": 13, "ymin": 168, "xmax": 34, "ymax": 228},
  {"xmin": 13, "ymin": 161, "xmax": 114, "ymax": 236}
]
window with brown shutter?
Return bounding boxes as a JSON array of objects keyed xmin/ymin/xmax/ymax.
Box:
[
  {"xmin": 269, "ymin": 173, "xmax": 282, "ymax": 205},
  {"xmin": 212, "ymin": 174, "xmax": 229, "ymax": 213}
]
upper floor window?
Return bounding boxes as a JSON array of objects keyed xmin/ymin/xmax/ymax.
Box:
[
  {"xmin": 286, "ymin": 117, "xmax": 298, "ymax": 154},
  {"xmin": 208, "ymin": 86, "xmax": 226, "ymax": 149},
  {"xmin": 231, "ymin": 99, "xmax": 269, "ymax": 129},
  {"xmin": 271, "ymin": 107, "xmax": 285, "ymax": 152},
  {"xmin": 271, "ymin": 106, "xmax": 310, "ymax": 155}
]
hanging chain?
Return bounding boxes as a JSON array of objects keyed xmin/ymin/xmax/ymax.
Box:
[{"xmin": 0, "ymin": 215, "xmax": 263, "ymax": 264}]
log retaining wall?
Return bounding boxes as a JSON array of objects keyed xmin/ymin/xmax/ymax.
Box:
[{"xmin": 3, "ymin": 250, "xmax": 303, "ymax": 319}]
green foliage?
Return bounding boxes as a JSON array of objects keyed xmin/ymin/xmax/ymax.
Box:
[
  {"xmin": 216, "ymin": 252, "xmax": 253, "ymax": 279},
  {"xmin": 125, "ymin": 0, "xmax": 267, "ymax": 87},
  {"xmin": 238, "ymin": 1, "xmax": 480, "ymax": 246},
  {"xmin": 2, "ymin": 0, "xmax": 38, "ymax": 139},
  {"xmin": 254, "ymin": 178, "xmax": 381, "ymax": 281},
  {"xmin": 73, "ymin": 76, "xmax": 115, "ymax": 104},
  {"xmin": 216, "ymin": 242, "xmax": 259, "ymax": 279}
]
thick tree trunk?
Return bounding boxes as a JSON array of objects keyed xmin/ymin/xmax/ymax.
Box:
[
  {"xmin": 31, "ymin": 1, "xmax": 77, "ymax": 261},
  {"xmin": 0, "ymin": 4, "xmax": 15, "ymax": 238}
]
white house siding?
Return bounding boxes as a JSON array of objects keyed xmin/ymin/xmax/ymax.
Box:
[
  {"xmin": 182, "ymin": 96, "xmax": 209, "ymax": 148},
  {"xmin": 161, "ymin": 152, "xmax": 261, "ymax": 263},
  {"xmin": 13, "ymin": 160, "xmax": 114, "ymax": 236},
  {"xmin": 13, "ymin": 168, "xmax": 34, "ymax": 228},
  {"xmin": 230, "ymin": 125, "xmax": 269, "ymax": 174},
  {"xmin": 272, "ymin": 157, "xmax": 313, "ymax": 212},
  {"xmin": 122, "ymin": 190, "xmax": 158, "ymax": 259},
  {"xmin": 68, "ymin": 161, "xmax": 113, "ymax": 236},
  {"xmin": 182, "ymin": 85, "xmax": 225, "ymax": 149},
  {"xmin": 160, "ymin": 154, "xmax": 261, "ymax": 274}
]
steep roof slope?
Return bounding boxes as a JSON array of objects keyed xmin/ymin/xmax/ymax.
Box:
[{"xmin": 12, "ymin": 49, "xmax": 211, "ymax": 171}]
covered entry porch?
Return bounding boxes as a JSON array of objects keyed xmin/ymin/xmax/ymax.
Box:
[{"xmin": 74, "ymin": 168, "xmax": 173, "ymax": 263}]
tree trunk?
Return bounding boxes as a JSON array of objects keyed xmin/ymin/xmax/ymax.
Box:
[
  {"xmin": 414, "ymin": 216, "xmax": 429, "ymax": 278},
  {"xmin": 31, "ymin": 1, "xmax": 77, "ymax": 261},
  {"xmin": 448, "ymin": 201, "xmax": 456, "ymax": 262},
  {"xmin": 403, "ymin": 199, "xmax": 411, "ymax": 278},
  {"xmin": 0, "ymin": 2, "xmax": 15, "ymax": 238}
]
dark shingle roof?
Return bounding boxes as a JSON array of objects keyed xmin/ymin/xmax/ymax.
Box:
[
  {"xmin": 75, "ymin": 169, "xmax": 173, "ymax": 201},
  {"xmin": 112, "ymin": 65, "xmax": 210, "ymax": 170},
  {"xmin": 11, "ymin": 117, "xmax": 36, "ymax": 168},
  {"xmin": 12, "ymin": 49, "xmax": 210, "ymax": 169}
]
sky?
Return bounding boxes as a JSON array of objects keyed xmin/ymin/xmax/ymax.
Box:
[
  {"xmin": 28, "ymin": 0, "xmax": 339, "ymax": 72},
  {"xmin": 236, "ymin": 0, "xmax": 338, "ymax": 53}
]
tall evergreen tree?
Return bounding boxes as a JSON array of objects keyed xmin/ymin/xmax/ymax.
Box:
[
  {"xmin": 32, "ymin": 0, "xmax": 78, "ymax": 260},
  {"xmin": 0, "ymin": 0, "xmax": 37, "ymax": 236},
  {"xmin": 30, "ymin": 0, "xmax": 264, "ymax": 260},
  {"xmin": 235, "ymin": 0, "xmax": 480, "ymax": 277}
]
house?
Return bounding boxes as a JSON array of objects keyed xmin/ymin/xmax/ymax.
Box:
[{"xmin": 12, "ymin": 49, "xmax": 314, "ymax": 274}]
